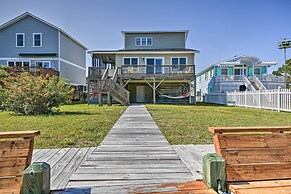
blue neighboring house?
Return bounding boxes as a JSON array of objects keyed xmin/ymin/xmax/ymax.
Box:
[{"xmin": 0, "ymin": 12, "xmax": 87, "ymax": 87}]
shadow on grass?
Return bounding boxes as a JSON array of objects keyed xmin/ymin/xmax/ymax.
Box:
[
  {"xmin": 8, "ymin": 110, "xmax": 97, "ymax": 117},
  {"xmin": 146, "ymin": 102, "xmax": 226, "ymax": 107},
  {"xmin": 195, "ymin": 102, "xmax": 227, "ymax": 107}
]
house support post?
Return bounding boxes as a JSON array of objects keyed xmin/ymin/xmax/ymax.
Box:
[
  {"xmin": 189, "ymin": 82, "xmax": 192, "ymax": 104},
  {"xmin": 153, "ymin": 79, "xmax": 156, "ymax": 104},
  {"xmin": 99, "ymin": 93, "xmax": 103, "ymax": 106},
  {"xmin": 107, "ymin": 92, "xmax": 112, "ymax": 106}
]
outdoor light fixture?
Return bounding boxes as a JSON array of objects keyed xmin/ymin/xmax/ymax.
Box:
[{"xmin": 278, "ymin": 38, "xmax": 291, "ymax": 88}]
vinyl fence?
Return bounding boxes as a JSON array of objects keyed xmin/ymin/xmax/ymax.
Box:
[{"xmin": 204, "ymin": 88, "xmax": 291, "ymax": 112}]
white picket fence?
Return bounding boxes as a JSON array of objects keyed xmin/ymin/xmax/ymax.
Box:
[{"xmin": 204, "ymin": 88, "xmax": 291, "ymax": 112}]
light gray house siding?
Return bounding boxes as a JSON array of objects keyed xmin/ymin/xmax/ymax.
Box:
[
  {"xmin": 60, "ymin": 33, "xmax": 86, "ymax": 68},
  {"xmin": 0, "ymin": 13, "xmax": 87, "ymax": 86},
  {"xmin": 0, "ymin": 16, "xmax": 58, "ymax": 58},
  {"xmin": 124, "ymin": 32, "xmax": 186, "ymax": 50},
  {"xmin": 60, "ymin": 61, "xmax": 86, "ymax": 85}
]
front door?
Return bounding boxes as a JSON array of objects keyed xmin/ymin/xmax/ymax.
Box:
[
  {"xmin": 136, "ymin": 86, "xmax": 145, "ymax": 103},
  {"xmin": 146, "ymin": 58, "xmax": 163, "ymax": 74}
]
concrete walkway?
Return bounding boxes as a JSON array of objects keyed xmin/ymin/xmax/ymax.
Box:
[{"xmin": 64, "ymin": 104, "xmax": 194, "ymax": 193}]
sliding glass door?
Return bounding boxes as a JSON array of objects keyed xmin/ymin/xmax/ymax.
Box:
[{"xmin": 146, "ymin": 58, "xmax": 163, "ymax": 74}]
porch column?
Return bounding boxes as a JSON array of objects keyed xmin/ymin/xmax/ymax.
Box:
[{"xmin": 153, "ymin": 79, "xmax": 156, "ymax": 104}]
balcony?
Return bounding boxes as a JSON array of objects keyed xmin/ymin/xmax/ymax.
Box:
[
  {"xmin": 8, "ymin": 66, "xmax": 59, "ymax": 77},
  {"xmin": 88, "ymin": 65, "xmax": 194, "ymax": 80},
  {"xmin": 121, "ymin": 65, "xmax": 194, "ymax": 80}
]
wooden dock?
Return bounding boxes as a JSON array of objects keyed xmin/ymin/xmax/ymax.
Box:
[
  {"xmin": 32, "ymin": 144, "xmax": 214, "ymax": 193},
  {"xmin": 31, "ymin": 105, "xmax": 215, "ymax": 193},
  {"xmin": 65, "ymin": 105, "xmax": 194, "ymax": 193}
]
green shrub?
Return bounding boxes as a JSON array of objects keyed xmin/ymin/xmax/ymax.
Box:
[{"xmin": 1, "ymin": 73, "xmax": 73, "ymax": 115}]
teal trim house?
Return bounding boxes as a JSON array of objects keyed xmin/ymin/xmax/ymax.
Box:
[{"xmin": 196, "ymin": 55, "xmax": 285, "ymax": 96}]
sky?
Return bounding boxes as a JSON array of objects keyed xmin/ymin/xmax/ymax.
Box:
[{"xmin": 0, "ymin": 0, "xmax": 290, "ymax": 73}]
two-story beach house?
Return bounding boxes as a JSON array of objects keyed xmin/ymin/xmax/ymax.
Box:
[
  {"xmin": 196, "ymin": 55, "xmax": 285, "ymax": 97},
  {"xmin": 0, "ymin": 12, "xmax": 87, "ymax": 87},
  {"xmin": 87, "ymin": 31, "xmax": 199, "ymax": 105}
]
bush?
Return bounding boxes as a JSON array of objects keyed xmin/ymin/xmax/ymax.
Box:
[{"xmin": 1, "ymin": 73, "xmax": 73, "ymax": 115}]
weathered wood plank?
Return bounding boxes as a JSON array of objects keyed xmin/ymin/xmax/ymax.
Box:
[
  {"xmin": 221, "ymin": 147, "xmax": 291, "ymax": 164},
  {"xmin": 32, "ymin": 148, "xmax": 51, "ymax": 162},
  {"xmin": 0, "ymin": 130, "xmax": 40, "ymax": 138},
  {"xmin": 216, "ymin": 133, "xmax": 291, "ymax": 149},
  {"xmin": 75, "ymin": 167, "xmax": 189, "ymax": 174},
  {"xmin": 226, "ymin": 162, "xmax": 291, "ymax": 181},
  {"xmin": 229, "ymin": 179, "xmax": 291, "ymax": 190},
  {"xmin": 0, "ymin": 177, "xmax": 21, "ymax": 194},
  {"xmin": 70, "ymin": 172, "xmax": 193, "ymax": 181},
  {"xmin": 53, "ymin": 148, "xmax": 90, "ymax": 190},
  {"xmin": 209, "ymin": 126, "xmax": 291, "ymax": 133}
]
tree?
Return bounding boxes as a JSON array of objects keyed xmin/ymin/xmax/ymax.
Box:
[
  {"xmin": 272, "ymin": 58, "xmax": 291, "ymax": 88},
  {"xmin": 1, "ymin": 72, "xmax": 73, "ymax": 115}
]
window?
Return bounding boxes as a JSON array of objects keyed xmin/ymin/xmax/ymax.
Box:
[
  {"xmin": 171, "ymin": 57, "xmax": 187, "ymax": 72},
  {"xmin": 221, "ymin": 68, "xmax": 228, "ymax": 75},
  {"xmin": 33, "ymin": 33, "xmax": 42, "ymax": 47},
  {"xmin": 135, "ymin": 37, "xmax": 152, "ymax": 46},
  {"xmin": 7, "ymin": 61, "xmax": 30, "ymax": 67},
  {"xmin": 23, "ymin": 62, "xmax": 30, "ymax": 66},
  {"xmin": 123, "ymin": 57, "xmax": 139, "ymax": 66},
  {"xmin": 16, "ymin": 33, "xmax": 25, "ymax": 47},
  {"xmin": 35, "ymin": 61, "xmax": 50, "ymax": 68},
  {"xmin": 254, "ymin": 68, "xmax": 261, "ymax": 75}
]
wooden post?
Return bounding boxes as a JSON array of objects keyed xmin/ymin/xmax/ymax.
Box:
[
  {"xmin": 107, "ymin": 92, "xmax": 112, "ymax": 106},
  {"xmin": 153, "ymin": 79, "xmax": 156, "ymax": 104},
  {"xmin": 22, "ymin": 162, "xmax": 50, "ymax": 194},
  {"xmin": 99, "ymin": 93, "xmax": 103, "ymax": 106},
  {"xmin": 203, "ymin": 153, "xmax": 226, "ymax": 192}
]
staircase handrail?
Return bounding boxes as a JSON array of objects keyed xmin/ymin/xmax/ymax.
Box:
[
  {"xmin": 243, "ymin": 75, "xmax": 256, "ymax": 91},
  {"xmin": 109, "ymin": 79, "xmax": 130, "ymax": 104},
  {"xmin": 253, "ymin": 75, "xmax": 267, "ymax": 91},
  {"xmin": 101, "ymin": 67, "xmax": 109, "ymax": 80},
  {"xmin": 111, "ymin": 67, "xmax": 119, "ymax": 82}
]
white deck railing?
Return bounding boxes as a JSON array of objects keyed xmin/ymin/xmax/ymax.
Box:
[{"xmin": 204, "ymin": 88, "xmax": 291, "ymax": 112}]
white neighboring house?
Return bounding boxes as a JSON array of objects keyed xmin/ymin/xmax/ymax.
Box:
[{"xmin": 0, "ymin": 12, "xmax": 87, "ymax": 87}]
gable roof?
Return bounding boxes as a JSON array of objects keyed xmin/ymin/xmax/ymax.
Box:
[{"xmin": 0, "ymin": 12, "xmax": 87, "ymax": 50}]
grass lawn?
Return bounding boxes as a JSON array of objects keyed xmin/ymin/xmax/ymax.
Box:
[
  {"xmin": 0, "ymin": 103, "xmax": 126, "ymax": 149},
  {"xmin": 146, "ymin": 103, "xmax": 291, "ymax": 145}
]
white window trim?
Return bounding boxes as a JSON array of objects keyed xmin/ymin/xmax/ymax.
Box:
[
  {"xmin": 16, "ymin": 33, "xmax": 25, "ymax": 47},
  {"xmin": 122, "ymin": 57, "xmax": 139, "ymax": 66},
  {"xmin": 33, "ymin": 33, "xmax": 42, "ymax": 47},
  {"xmin": 170, "ymin": 57, "xmax": 188, "ymax": 72},
  {"xmin": 135, "ymin": 37, "xmax": 153, "ymax": 46}
]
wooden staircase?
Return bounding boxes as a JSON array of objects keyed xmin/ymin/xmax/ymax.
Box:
[
  {"xmin": 88, "ymin": 67, "xmax": 130, "ymax": 106},
  {"xmin": 250, "ymin": 81, "xmax": 260, "ymax": 90},
  {"xmin": 98, "ymin": 79, "xmax": 130, "ymax": 106}
]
